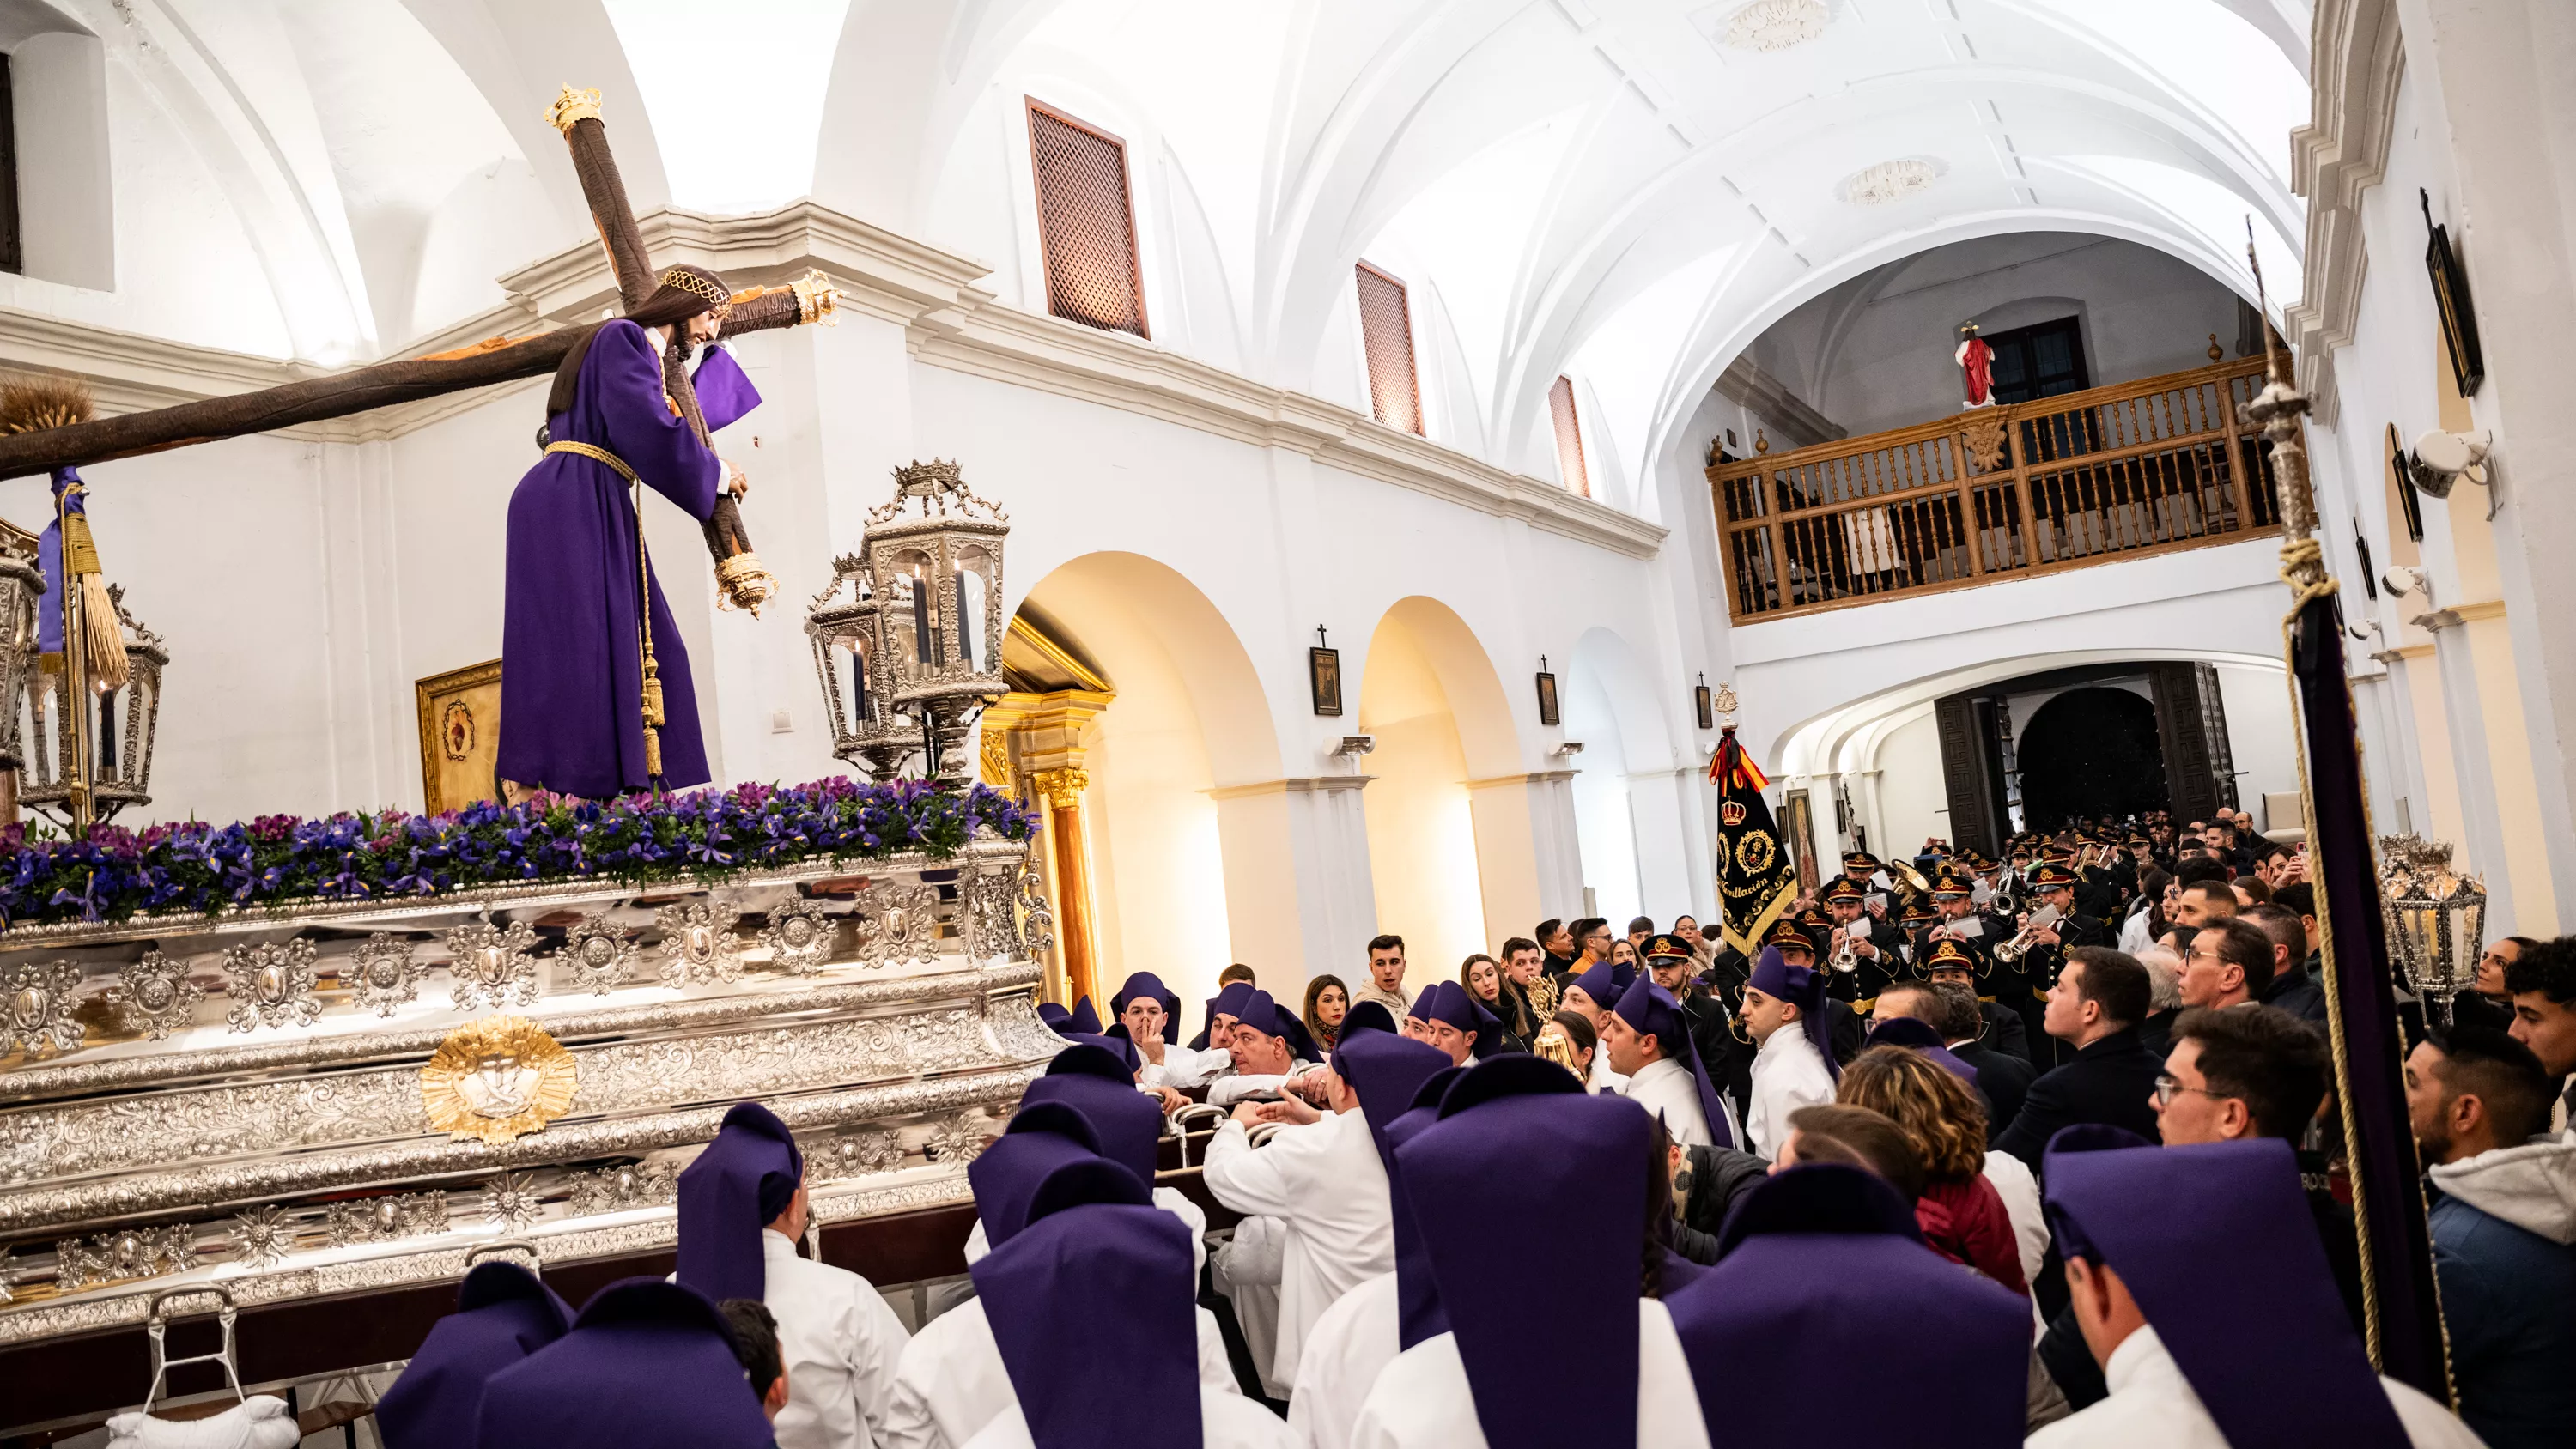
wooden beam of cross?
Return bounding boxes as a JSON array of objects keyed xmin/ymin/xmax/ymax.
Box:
[
  {"xmin": 0, "ymin": 90, "xmax": 835, "ymax": 617},
  {"xmin": 544, "ymin": 84, "xmax": 775, "ymax": 615}
]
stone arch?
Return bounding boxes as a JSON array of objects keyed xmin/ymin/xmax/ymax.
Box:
[{"xmin": 1011, "ymin": 550, "xmax": 1282, "ymax": 1018}]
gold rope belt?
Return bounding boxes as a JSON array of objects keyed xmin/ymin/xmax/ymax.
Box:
[{"xmin": 544, "ymin": 440, "xmax": 666, "ymax": 780}]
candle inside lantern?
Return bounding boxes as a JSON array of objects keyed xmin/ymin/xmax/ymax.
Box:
[
  {"xmin": 911, "ymin": 567, "xmax": 936, "ymax": 667},
  {"xmin": 953, "ymin": 569, "xmax": 975, "ymax": 667},
  {"xmin": 850, "ymin": 643, "xmax": 870, "ymax": 727}
]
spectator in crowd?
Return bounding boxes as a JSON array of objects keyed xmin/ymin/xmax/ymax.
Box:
[
  {"xmin": 1924, "ymin": 948, "xmax": 2032, "ymax": 1064},
  {"xmin": 1499, "ymin": 934, "xmax": 1558, "ymax": 1022},
  {"xmin": 1353, "ymin": 934, "xmax": 1411, "ymax": 1018},
  {"xmin": 1770, "ymin": 1103, "xmax": 1924, "ymax": 1195},
  {"xmin": 1626, "ymin": 915, "xmax": 1656, "ymax": 950},
  {"xmin": 1908, "ymin": 979, "xmax": 2033, "ymax": 1135},
  {"xmin": 1304, "ymin": 974, "xmax": 1349, "ymax": 1055},
  {"xmin": 719, "ymin": 1299, "xmax": 792, "ymax": 1424},
  {"xmin": 2178, "ymin": 919, "xmax": 2273, "ymax": 1010},
  {"xmin": 1994, "ymin": 949, "xmax": 2162, "ymax": 1168},
  {"xmin": 1535, "ymin": 917, "xmax": 1578, "ymax": 992},
  {"xmin": 1531, "ymin": 1008, "xmax": 1597, "ymax": 1082},
  {"xmin": 2404, "ymin": 1025, "xmax": 2576, "ymax": 1449},
  {"xmin": 2453, "ymin": 935, "xmax": 2537, "ymax": 1035},
  {"xmin": 2116, "ymin": 868, "xmax": 2171, "ymax": 955},
  {"xmin": 1568, "ymin": 916, "xmax": 1613, "ymax": 978},
  {"xmin": 2132, "ymin": 945, "xmax": 2184, "ymax": 1062},
  {"xmin": 1607, "ymin": 936, "xmax": 1641, "ymax": 974},
  {"xmin": 1672, "ymin": 913, "xmax": 1716, "ymax": 970},
  {"xmin": 1836, "ymin": 1045, "xmax": 2026, "ymax": 1293},
  {"xmin": 1458, "ymin": 953, "xmax": 1531, "ymax": 1054},
  {"xmin": 2170, "ymin": 879, "xmax": 2238, "ymax": 929},
  {"xmin": 2505, "ymin": 938, "xmax": 2576, "ymax": 1131},
  {"xmin": 2242, "ymin": 903, "xmax": 2324, "ymax": 1021}
]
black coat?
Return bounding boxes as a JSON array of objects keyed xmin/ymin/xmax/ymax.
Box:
[
  {"xmin": 1669, "ymin": 1145, "xmax": 1773, "ymax": 1265},
  {"xmin": 1992, "ymin": 1026, "xmax": 2165, "ymax": 1169},
  {"xmin": 1977, "ymin": 1000, "xmax": 2032, "ymax": 1064},
  {"xmin": 1953, "ymin": 1040, "xmax": 2034, "ymax": 1137},
  {"xmin": 2135, "ymin": 1007, "xmax": 2179, "ymax": 1066},
  {"xmin": 2258, "ymin": 962, "xmax": 2330, "ymax": 1024}
]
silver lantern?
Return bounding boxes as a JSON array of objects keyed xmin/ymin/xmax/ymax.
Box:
[
  {"xmin": 2379, "ymin": 832, "xmax": 2488, "ymax": 1028},
  {"xmin": 0, "ymin": 547, "xmax": 42, "ymax": 778},
  {"xmin": 860, "ymin": 460, "xmax": 1007, "ymax": 786},
  {"xmin": 805, "ymin": 555, "xmax": 919, "ymax": 780}
]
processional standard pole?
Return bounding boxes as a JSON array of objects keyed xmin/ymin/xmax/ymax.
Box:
[{"xmin": 2245, "ymin": 228, "xmax": 2453, "ymax": 1404}]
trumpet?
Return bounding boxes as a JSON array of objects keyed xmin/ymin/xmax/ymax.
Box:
[
  {"xmin": 1831, "ymin": 925, "xmax": 1861, "ymax": 975},
  {"xmin": 1991, "ymin": 904, "xmax": 2063, "ymax": 965}
]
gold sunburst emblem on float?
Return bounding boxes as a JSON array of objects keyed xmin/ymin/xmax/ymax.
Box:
[{"xmin": 422, "ymin": 1016, "xmax": 578, "ymax": 1145}]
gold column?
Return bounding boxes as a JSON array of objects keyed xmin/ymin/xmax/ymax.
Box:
[
  {"xmin": 1005, "ymin": 688, "xmax": 1114, "ymax": 1009},
  {"xmin": 1030, "ymin": 765, "xmax": 1101, "ymax": 1010}
]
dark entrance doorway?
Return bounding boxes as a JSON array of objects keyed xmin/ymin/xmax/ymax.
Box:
[{"xmin": 2016, "ymin": 687, "xmax": 2170, "ymax": 831}]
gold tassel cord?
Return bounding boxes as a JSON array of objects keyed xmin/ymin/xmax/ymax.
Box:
[
  {"xmin": 58, "ymin": 493, "xmax": 128, "ymax": 692},
  {"xmin": 543, "ymin": 440, "xmax": 666, "ymax": 788}
]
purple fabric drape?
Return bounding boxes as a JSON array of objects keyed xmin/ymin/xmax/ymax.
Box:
[{"xmin": 498, "ymin": 320, "xmax": 719, "ymax": 798}]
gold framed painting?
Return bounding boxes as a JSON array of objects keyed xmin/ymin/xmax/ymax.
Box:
[{"xmin": 416, "ymin": 659, "xmax": 502, "ymax": 815}]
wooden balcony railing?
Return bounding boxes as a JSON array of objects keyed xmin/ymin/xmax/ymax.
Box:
[{"xmin": 1707, "ymin": 356, "xmax": 2287, "ymax": 624}]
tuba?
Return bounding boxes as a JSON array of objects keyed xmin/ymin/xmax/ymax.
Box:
[{"xmin": 1991, "ymin": 904, "xmax": 2062, "ymax": 965}]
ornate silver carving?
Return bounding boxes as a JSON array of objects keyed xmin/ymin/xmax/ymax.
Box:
[
  {"xmin": 221, "ymin": 938, "xmax": 323, "ymax": 1032},
  {"xmin": 445, "ymin": 917, "xmax": 541, "ymax": 1011},
  {"xmin": 343, "ymin": 935, "xmax": 427, "ymax": 1016},
  {"xmin": 565, "ymin": 1160, "xmax": 677, "ymax": 1216},
  {"xmin": 104, "ymin": 951, "xmax": 204, "ymax": 1040},
  {"xmin": 482, "ymin": 1171, "xmax": 544, "ymax": 1232},
  {"xmin": 559, "ymin": 913, "xmax": 639, "ymax": 994},
  {"xmin": 324, "ymin": 1193, "xmax": 447, "ymax": 1247},
  {"xmin": 0, "ymin": 1066, "xmax": 1031, "ymax": 1239},
  {"xmin": 804, "ymin": 1130, "xmax": 903, "ymax": 1179},
  {"xmin": 56, "ymin": 1224, "xmax": 197, "ymax": 1292},
  {"xmin": 0, "ymin": 1247, "xmax": 20, "ymax": 1306},
  {"xmin": 1016, "ymin": 860, "xmax": 1055, "ymax": 958},
  {"xmin": 1, "ymin": 963, "xmax": 1037, "ymax": 1111},
  {"xmin": 2, "ymin": 959, "xmax": 85, "ymax": 1057},
  {"xmin": 0, "ymin": 1168, "xmax": 975, "ymax": 1346},
  {"xmin": 854, "ymin": 882, "xmax": 941, "ymax": 967},
  {"xmin": 228, "ymin": 1204, "xmax": 296, "ymax": 1268},
  {"xmin": 658, "ymin": 900, "xmax": 741, "ymax": 985},
  {"xmin": 759, "ymin": 897, "xmax": 835, "ymax": 974},
  {"xmin": 921, "ymin": 1111, "xmax": 989, "ymax": 1164}
]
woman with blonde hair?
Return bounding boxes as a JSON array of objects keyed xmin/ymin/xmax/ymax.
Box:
[{"xmin": 1835, "ymin": 1045, "xmax": 2026, "ymax": 1293}]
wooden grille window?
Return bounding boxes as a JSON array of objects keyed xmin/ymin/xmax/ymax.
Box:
[
  {"xmin": 1548, "ymin": 376, "xmax": 1590, "ymax": 497},
  {"xmin": 1354, "ymin": 261, "xmax": 1422, "ymax": 434},
  {"xmin": 1026, "ymin": 100, "xmax": 1148, "ymax": 338}
]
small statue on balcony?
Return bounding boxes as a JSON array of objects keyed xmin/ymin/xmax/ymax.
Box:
[{"xmin": 1955, "ymin": 321, "xmax": 1995, "ymax": 409}]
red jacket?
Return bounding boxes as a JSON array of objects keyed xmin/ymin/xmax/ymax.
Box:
[{"xmin": 1917, "ymin": 1175, "xmax": 2026, "ymax": 1294}]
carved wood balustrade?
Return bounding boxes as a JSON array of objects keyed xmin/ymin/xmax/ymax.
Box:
[{"xmin": 1707, "ymin": 356, "xmax": 2287, "ymax": 624}]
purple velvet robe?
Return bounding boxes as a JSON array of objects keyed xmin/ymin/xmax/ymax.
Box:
[{"xmin": 497, "ymin": 320, "xmax": 722, "ymax": 799}]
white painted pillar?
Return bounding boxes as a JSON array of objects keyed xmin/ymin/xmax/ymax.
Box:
[
  {"xmin": 1466, "ymin": 768, "xmax": 1587, "ymax": 947},
  {"xmin": 2429, "ymin": 621, "xmax": 2519, "ymax": 931},
  {"xmin": 1211, "ymin": 776, "xmax": 1379, "ymax": 995},
  {"xmin": 1625, "ymin": 767, "xmax": 1697, "ymax": 922}
]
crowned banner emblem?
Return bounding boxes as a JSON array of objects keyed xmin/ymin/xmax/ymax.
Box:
[{"xmin": 1707, "ymin": 702, "xmax": 1795, "ymax": 956}]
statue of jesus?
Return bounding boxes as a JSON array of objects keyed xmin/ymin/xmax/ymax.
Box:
[
  {"xmin": 1955, "ymin": 322, "xmax": 1995, "ymax": 409},
  {"xmin": 495, "ymin": 264, "xmax": 760, "ymax": 803}
]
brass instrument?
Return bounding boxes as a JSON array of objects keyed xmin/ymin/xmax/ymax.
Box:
[
  {"xmin": 1831, "ymin": 923, "xmax": 1862, "ymax": 975},
  {"xmin": 1888, "ymin": 858, "xmax": 1932, "ymax": 896},
  {"xmin": 1991, "ymin": 904, "xmax": 2062, "ymax": 965}
]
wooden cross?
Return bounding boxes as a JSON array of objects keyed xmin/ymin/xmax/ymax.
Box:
[{"xmin": 0, "ymin": 86, "xmax": 833, "ymax": 624}]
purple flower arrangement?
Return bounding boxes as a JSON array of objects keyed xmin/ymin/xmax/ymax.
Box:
[{"xmin": 0, "ymin": 778, "xmax": 1037, "ymax": 931}]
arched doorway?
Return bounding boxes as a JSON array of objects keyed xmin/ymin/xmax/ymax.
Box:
[{"xmin": 2016, "ymin": 687, "xmax": 2169, "ymax": 831}]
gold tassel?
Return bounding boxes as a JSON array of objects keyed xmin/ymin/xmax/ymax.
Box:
[
  {"xmin": 641, "ymin": 652, "xmax": 666, "ymax": 728},
  {"xmin": 643, "ymin": 724, "xmax": 663, "ymax": 779},
  {"xmin": 60, "ymin": 509, "xmax": 128, "ymax": 691}
]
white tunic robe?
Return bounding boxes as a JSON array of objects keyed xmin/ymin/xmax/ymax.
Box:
[
  {"xmin": 960, "ymin": 1187, "xmax": 1209, "ymax": 1276},
  {"xmin": 1141, "ymin": 1044, "xmax": 1229, "ymax": 1090},
  {"xmin": 1744, "ymin": 1026, "xmax": 1838, "ymax": 1160},
  {"xmin": 1201, "ymin": 1111, "xmax": 1393, "ymax": 1392},
  {"xmin": 1286, "ymin": 1270, "xmax": 1397, "ymax": 1449},
  {"xmin": 1348, "ymin": 1300, "xmax": 1713, "ymax": 1449},
  {"xmin": 2024, "ymin": 1326, "xmax": 2482, "ymax": 1449},
  {"xmin": 762, "ymin": 1228, "xmax": 913, "ymax": 1449},
  {"xmin": 878, "ymin": 1298, "xmax": 1240, "ymax": 1449},
  {"xmin": 1619, "ymin": 1057, "xmax": 1736, "ymax": 1149},
  {"xmin": 958, "ymin": 1390, "xmax": 1297, "ymax": 1449}
]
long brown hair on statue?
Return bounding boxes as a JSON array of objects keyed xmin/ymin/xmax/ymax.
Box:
[{"xmin": 544, "ymin": 264, "xmax": 733, "ymax": 421}]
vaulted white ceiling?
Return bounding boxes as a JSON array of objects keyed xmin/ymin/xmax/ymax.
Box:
[{"xmin": 78, "ymin": 0, "xmax": 2310, "ymax": 492}]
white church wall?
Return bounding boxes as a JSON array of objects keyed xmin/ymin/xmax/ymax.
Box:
[{"xmin": 1869, "ymin": 709, "xmax": 1947, "ymax": 858}]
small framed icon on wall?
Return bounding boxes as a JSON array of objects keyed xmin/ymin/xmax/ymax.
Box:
[{"xmin": 1309, "ymin": 627, "xmax": 1342, "ymax": 718}]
